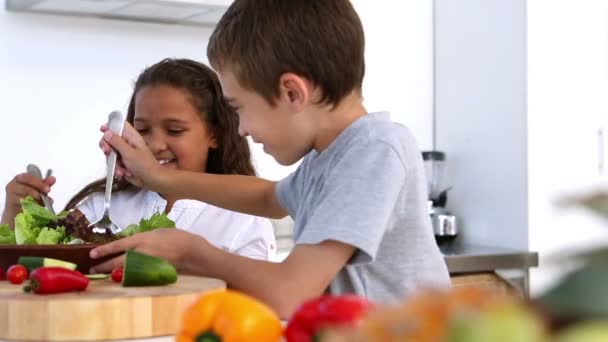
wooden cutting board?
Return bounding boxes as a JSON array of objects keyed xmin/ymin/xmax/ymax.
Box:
[{"xmin": 0, "ymin": 275, "xmax": 226, "ymax": 341}]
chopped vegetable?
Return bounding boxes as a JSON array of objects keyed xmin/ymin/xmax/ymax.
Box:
[
  {"xmin": 85, "ymin": 274, "xmax": 109, "ymax": 280},
  {"xmin": 18, "ymin": 256, "xmax": 77, "ymax": 272}
]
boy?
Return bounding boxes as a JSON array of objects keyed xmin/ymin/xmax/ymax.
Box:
[{"xmin": 92, "ymin": 0, "xmax": 450, "ymax": 318}]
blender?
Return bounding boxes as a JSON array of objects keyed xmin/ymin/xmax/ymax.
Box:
[{"xmin": 422, "ymin": 151, "xmax": 458, "ymax": 243}]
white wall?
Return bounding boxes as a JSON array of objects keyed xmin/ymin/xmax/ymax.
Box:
[
  {"xmin": 0, "ymin": 4, "xmax": 213, "ymax": 212},
  {"xmin": 353, "ymin": 0, "xmax": 434, "ymax": 151},
  {"xmin": 0, "ymin": 0, "xmax": 433, "ymax": 212},
  {"xmin": 527, "ymin": 0, "xmax": 608, "ymax": 295},
  {"xmin": 434, "ymin": 0, "xmax": 528, "ymax": 249}
]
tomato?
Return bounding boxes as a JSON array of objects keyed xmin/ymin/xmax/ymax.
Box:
[
  {"xmin": 7, "ymin": 264, "xmax": 28, "ymax": 285},
  {"xmin": 0, "ymin": 266, "xmax": 4, "ymax": 280},
  {"xmin": 111, "ymin": 266, "xmax": 123, "ymax": 283}
]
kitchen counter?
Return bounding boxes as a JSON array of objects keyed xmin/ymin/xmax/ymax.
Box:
[
  {"xmin": 440, "ymin": 243, "xmax": 538, "ymax": 297},
  {"xmin": 440, "ymin": 243, "xmax": 539, "ymax": 273}
]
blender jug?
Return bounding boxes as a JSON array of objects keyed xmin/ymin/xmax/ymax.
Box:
[
  {"xmin": 422, "ymin": 151, "xmax": 458, "ymax": 243},
  {"xmin": 422, "ymin": 151, "xmax": 445, "ymax": 204}
]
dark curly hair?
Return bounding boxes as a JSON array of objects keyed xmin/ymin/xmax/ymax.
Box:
[{"xmin": 64, "ymin": 58, "xmax": 254, "ymax": 210}]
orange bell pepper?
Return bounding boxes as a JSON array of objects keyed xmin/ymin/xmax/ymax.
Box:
[{"xmin": 176, "ymin": 289, "xmax": 282, "ymax": 342}]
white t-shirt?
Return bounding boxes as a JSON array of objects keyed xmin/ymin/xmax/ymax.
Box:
[{"xmin": 77, "ymin": 188, "xmax": 276, "ymax": 261}]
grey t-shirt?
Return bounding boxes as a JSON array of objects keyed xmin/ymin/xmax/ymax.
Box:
[{"xmin": 276, "ymin": 112, "xmax": 450, "ymax": 303}]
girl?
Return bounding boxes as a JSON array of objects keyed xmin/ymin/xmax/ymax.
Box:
[{"xmin": 2, "ymin": 58, "xmax": 276, "ymax": 261}]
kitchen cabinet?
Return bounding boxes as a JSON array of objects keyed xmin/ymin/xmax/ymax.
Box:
[
  {"xmin": 441, "ymin": 243, "xmax": 538, "ymax": 298},
  {"xmin": 434, "ymin": 0, "xmax": 608, "ymax": 297},
  {"xmin": 5, "ymin": 0, "xmax": 231, "ymax": 26},
  {"xmin": 527, "ymin": 0, "xmax": 608, "ymax": 296},
  {"xmin": 451, "ymin": 273, "xmax": 522, "ymax": 298}
]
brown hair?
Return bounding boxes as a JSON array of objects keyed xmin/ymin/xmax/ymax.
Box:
[
  {"xmin": 64, "ymin": 58, "xmax": 255, "ymax": 211},
  {"xmin": 207, "ymin": 0, "xmax": 365, "ymax": 108}
]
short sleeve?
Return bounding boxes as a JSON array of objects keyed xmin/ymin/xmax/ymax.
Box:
[
  {"xmin": 276, "ymin": 157, "xmax": 307, "ymax": 218},
  {"xmin": 229, "ymin": 216, "xmax": 277, "ymax": 261},
  {"xmin": 75, "ymin": 193, "xmax": 102, "ymax": 222},
  {"xmin": 296, "ymin": 142, "xmax": 406, "ymax": 265}
]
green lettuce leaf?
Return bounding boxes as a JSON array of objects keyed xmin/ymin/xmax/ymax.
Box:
[
  {"xmin": 139, "ymin": 212, "xmax": 176, "ymax": 232},
  {"xmin": 117, "ymin": 212, "xmax": 175, "ymax": 238},
  {"xmin": 14, "ymin": 212, "xmax": 41, "ymax": 245},
  {"xmin": 36, "ymin": 226, "xmax": 66, "ymax": 245},
  {"xmin": 117, "ymin": 224, "xmax": 140, "ymax": 238},
  {"xmin": 0, "ymin": 224, "xmax": 16, "ymax": 244},
  {"xmin": 21, "ymin": 196, "xmax": 57, "ymax": 227}
]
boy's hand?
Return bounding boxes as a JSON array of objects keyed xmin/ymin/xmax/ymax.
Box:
[
  {"xmin": 89, "ymin": 228, "xmax": 203, "ymax": 273},
  {"xmin": 99, "ymin": 122, "xmax": 160, "ymax": 188},
  {"xmin": 2, "ymin": 173, "xmax": 56, "ymax": 227}
]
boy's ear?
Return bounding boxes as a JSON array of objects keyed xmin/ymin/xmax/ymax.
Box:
[{"xmin": 278, "ymin": 73, "xmax": 312, "ymax": 111}]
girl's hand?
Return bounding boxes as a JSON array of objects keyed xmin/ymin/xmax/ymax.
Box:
[
  {"xmin": 2, "ymin": 173, "xmax": 56, "ymax": 227},
  {"xmin": 89, "ymin": 228, "xmax": 206, "ymax": 273},
  {"xmin": 99, "ymin": 122, "xmax": 160, "ymax": 188}
]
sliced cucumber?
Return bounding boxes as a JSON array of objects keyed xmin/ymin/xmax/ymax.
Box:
[
  {"xmin": 18, "ymin": 256, "xmax": 77, "ymax": 272},
  {"xmin": 122, "ymin": 249, "xmax": 177, "ymax": 287},
  {"xmin": 85, "ymin": 274, "xmax": 109, "ymax": 280}
]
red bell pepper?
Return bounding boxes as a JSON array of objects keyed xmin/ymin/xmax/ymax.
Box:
[
  {"xmin": 27, "ymin": 267, "xmax": 90, "ymax": 294},
  {"xmin": 284, "ymin": 294, "xmax": 374, "ymax": 342}
]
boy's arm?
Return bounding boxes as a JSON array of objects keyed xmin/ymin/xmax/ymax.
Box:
[
  {"xmin": 90, "ymin": 230, "xmax": 355, "ymax": 319},
  {"xmin": 102, "ymin": 123, "xmax": 287, "ymax": 219},
  {"xmin": 184, "ymin": 240, "xmax": 356, "ymax": 319},
  {"xmin": 156, "ymin": 171, "xmax": 287, "ymax": 219}
]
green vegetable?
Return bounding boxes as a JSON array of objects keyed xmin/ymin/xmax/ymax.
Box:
[
  {"xmin": 118, "ymin": 212, "xmax": 175, "ymax": 238},
  {"xmin": 539, "ymin": 260, "xmax": 608, "ymax": 318},
  {"xmin": 85, "ymin": 274, "xmax": 109, "ymax": 280},
  {"xmin": 448, "ymin": 303, "xmax": 547, "ymax": 342},
  {"xmin": 21, "ymin": 196, "xmax": 57, "ymax": 226},
  {"xmin": 0, "ymin": 224, "xmax": 16, "ymax": 244},
  {"xmin": 555, "ymin": 321, "xmax": 608, "ymax": 342},
  {"xmin": 8, "ymin": 199, "xmax": 175, "ymax": 245},
  {"xmin": 57, "ymin": 211, "xmax": 70, "ymax": 219},
  {"xmin": 14, "ymin": 212, "xmax": 41, "ymax": 245},
  {"xmin": 13, "ymin": 197, "xmax": 67, "ymax": 245},
  {"xmin": 18, "ymin": 256, "xmax": 77, "ymax": 272},
  {"xmin": 122, "ymin": 249, "xmax": 177, "ymax": 287},
  {"xmin": 35, "ymin": 227, "xmax": 66, "ymax": 245}
]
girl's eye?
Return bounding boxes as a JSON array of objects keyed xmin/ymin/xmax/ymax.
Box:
[
  {"xmin": 229, "ymin": 104, "xmax": 240, "ymax": 113},
  {"xmin": 136, "ymin": 128, "xmax": 149, "ymax": 134},
  {"xmin": 168, "ymin": 129, "xmax": 185, "ymax": 136}
]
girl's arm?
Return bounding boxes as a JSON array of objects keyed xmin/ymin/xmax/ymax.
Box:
[{"xmin": 2, "ymin": 173, "xmax": 56, "ymax": 229}]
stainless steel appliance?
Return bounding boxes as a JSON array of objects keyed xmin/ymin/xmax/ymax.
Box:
[{"xmin": 422, "ymin": 151, "xmax": 458, "ymax": 243}]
